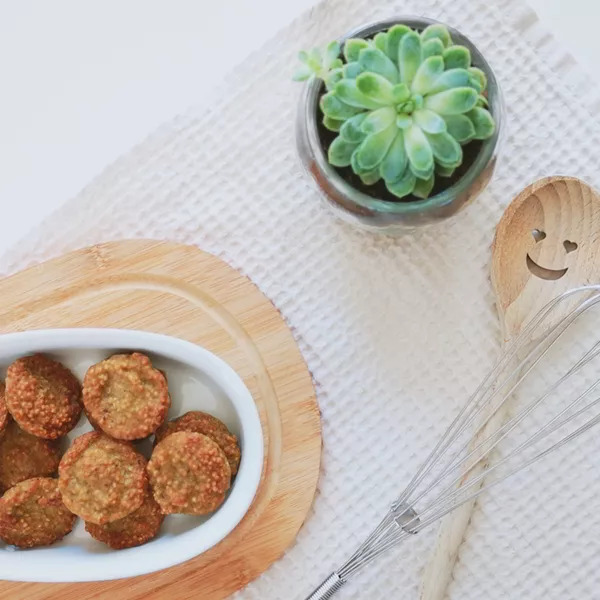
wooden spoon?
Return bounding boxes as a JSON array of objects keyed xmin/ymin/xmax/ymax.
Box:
[{"xmin": 419, "ymin": 176, "xmax": 600, "ymax": 600}]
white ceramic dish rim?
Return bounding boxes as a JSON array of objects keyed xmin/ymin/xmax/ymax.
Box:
[{"xmin": 0, "ymin": 328, "xmax": 264, "ymax": 582}]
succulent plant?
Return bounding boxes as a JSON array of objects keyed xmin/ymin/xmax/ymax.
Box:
[
  {"xmin": 295, "ymin": 24, "xmax": 496, "ymax": 199},
  {"xmin": 294, "ymin": 41, "xmax": 344, "ymax": 89}
]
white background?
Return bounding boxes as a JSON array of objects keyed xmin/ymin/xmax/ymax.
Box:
[{"xmin": 0, "ymin": 0, "xmax": 595, "ymax": 254}]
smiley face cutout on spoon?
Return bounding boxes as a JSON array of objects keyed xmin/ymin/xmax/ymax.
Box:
[{"xmin": 526, "ymin": 228, "xmax": 578, "ymax": 281}]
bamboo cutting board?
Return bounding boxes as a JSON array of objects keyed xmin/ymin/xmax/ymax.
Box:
[{"xmin": 0, "ymin": 239, "xmax": 321, "ymax": 600}]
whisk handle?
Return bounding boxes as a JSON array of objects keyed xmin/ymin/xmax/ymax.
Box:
[{"xmin": 304, "ymin": 572, "xmax": 346, "ymax": 599}]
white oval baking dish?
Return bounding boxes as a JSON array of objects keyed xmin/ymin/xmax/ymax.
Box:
[{"xmin": 0, "ymin": 328, "xmax": 263, "ymax": 582}]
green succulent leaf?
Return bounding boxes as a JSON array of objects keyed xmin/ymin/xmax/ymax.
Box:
[
  {"xmin": 392, "ymin": 82, "xmax": 411, "ymax": 103},
  {"xmin": 300, "ymin": 48, "xmax": 326, "ymax": 79},
  {"xmin": 399, "ymin": 31, "xmax": 422, "ymax": 87},
  {"xmin": 424, "ymin": 87, "xmax": 478, "ymax": 115},
  {"xmin": 335, "ymin": 79, "xmax": 386, "ymax": 109},
  {"xmin": 428, "ymin": 68, "xmax": 471, "ymax": 94},
  {"xmin": 413, "ymin": 173, "xmax": 435, "ymax": 198},
  {"xmin": 466, "ymin": 68, "xmax": 485, "ymax": 93},
  {"xmin": 323, "ymin": 116, "xmax": 345, "ymax": 132},
  {"xmin": 308, "ymin": 47, "xmax": 322, "ymax": 66},
  {"xmin": 344, "ymin": 38, "xmax": 369, "ymax": 62},
  {"xmin": 386, "ymin": 167, "xmax": 417, "ymax": 198},
  {"xmin": 443, "ymin": 45, "xmax": 471, "ymax": 70},
  {"xmin": 385, "ymin": 24, "xmax": 410, "ymax": 64},
  {"xmin": 477, "ymin": 93, "xmax": 489, "ymax": 107},
  {"xmin": 374, "ymin": 32, "xmax": 388, "ymax": 53},
  {"xmin": 328, "ymin": 136, "xmax": 359, "ymax": 167},
  {"xmin": 358, "ymin": 48, "xmax": 399, "ymax": 83},
  {"xmin": 351, "ymin": 150, "xmax": 365, "ymax": 175},
  {"xmin": 421, "ymin": 24, "xmax": 452, "ymax": 48},
  {"xmin": 426, "ymin": 131, "xmax": 463, "ymax": 166},
  {"xmin": 468, "ymin": 67, "xmax": 487, "ymax": 93},
  {"xmin": 356, "ymin": 124, "xmax": 397, "ymax": 170},
  {"xmin": 404, "ymin": 124, "xmax": 433, "ymax": 175},
  {"xmin": 396, "ymin": 113, "xmax": 413, "ymax": 129},
  {"xmin": 293, "ymin": 64, "xmax": 313, "ymax": 81},
  {"xmin": 422, "ymin": 38, "xmax": 445, "ymax": 59},
  {"xmin": 325, "ymin": 67, "xmax": 344, "ymax": 91},
  {"xmin": 410, "ymin": 163, "xmax": 434, "ymax": 180},
  {"xmin": 359, "ymin": 169, "xmax": 381, "ymax": 185},
  {"xmin": 340, "ymin": 113, "xmax": 368, "ymax": 143},
  {"xmin": 379, "ymin": 131, "xmax": 407, "ymax": 183},
  {"xmin": 295, "ymin": 44, "xmax": 342, "ymax": 84},
  {"xmin": 443, "ymin": 114, "xmax": 476, "ymax": 142},
  {"xmin": 356, "ymin": 72, "xmax": 395, "ymax": 103},
  {"xmin": 343, "ymin": 62, "xmax": 363, "ymax": 79},
  {"xmin": 361, "ymin": 106, "xmax": 397, "ymax": 134},
  {"xmin": 467, "ymin": 107, "xmax": 495, "ymax": 139},
  {"xmin": 411, "ymin": 55, "xmax": 444, "ymax": 95},
  {"xmin": 467, "ymin": 75, "xmax": 482, "ymax": 93},
  {"xmin": 324, "ymin": 41, "xmax": 341, "ymax": 68},
  {"xmin": 320, "ymin": 92, "xmax": 364, "ymax": 119},
  {"xmin": 413, "ymin": 109, "xmax": 447, "ymax": 134},
  {"xmin": 436, "ymin": 163, "xmax": 456, "ymax": 177}
]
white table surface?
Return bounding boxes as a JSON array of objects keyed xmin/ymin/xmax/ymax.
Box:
[{"xmin": 0, "ymin": 0, "xmax": 596, "ymax": 257}]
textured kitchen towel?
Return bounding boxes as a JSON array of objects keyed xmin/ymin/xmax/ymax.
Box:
[{"xmin": 3, "ymin": 0, "xmax": 600, "ymax": 598}]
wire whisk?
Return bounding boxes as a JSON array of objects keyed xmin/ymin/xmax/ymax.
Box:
[{"xmin": 305, "ymin": 285, "xmax": 600, "ymax": 599}]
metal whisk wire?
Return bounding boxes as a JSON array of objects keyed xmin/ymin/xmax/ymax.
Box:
[{"xmin": 305, "ymin": 285, "xmax": 600, "ymax": 600}]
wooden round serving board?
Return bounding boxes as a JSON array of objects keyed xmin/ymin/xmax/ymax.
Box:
[{"xmin": 0, "ymin": 239, "xmax": 321, "ymax": 600}]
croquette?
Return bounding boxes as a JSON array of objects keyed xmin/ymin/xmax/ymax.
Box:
[
  {"xmin": 0, "ymin": 382, "xmax": 8, "ymax": 434},
  {"xmin": 58, "ymin": 432, "xmax": 147, "ymax": 524},
  {"xmin": 83, "ymin": 353, "xmax": 169, "ymax": 440},
  {"xmin": 0, "ymin": 477, "xmax": 76, "ymax": 548},
  {"xmin": 147, "ymin": 431, "xmax": 231, "ymax": 515},
  {"xmin": 85, "ymin": 492, "xmax": 164, "ymax": 549},
  {"xmin": 5, "ymin": 354, "xmax": 82, "ymax": 439},
  {"xmin": 0, "ymin": 421, "xmax": 61, "ymax": 492},
  {"xmin": 155, "ymin": 411, "xmax": 241, "ymax": 476}
]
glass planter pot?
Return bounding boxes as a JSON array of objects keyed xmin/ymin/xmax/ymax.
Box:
[{"xmin": 296, "ymin": 16, "xmax": 504, "ymax": 233}]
